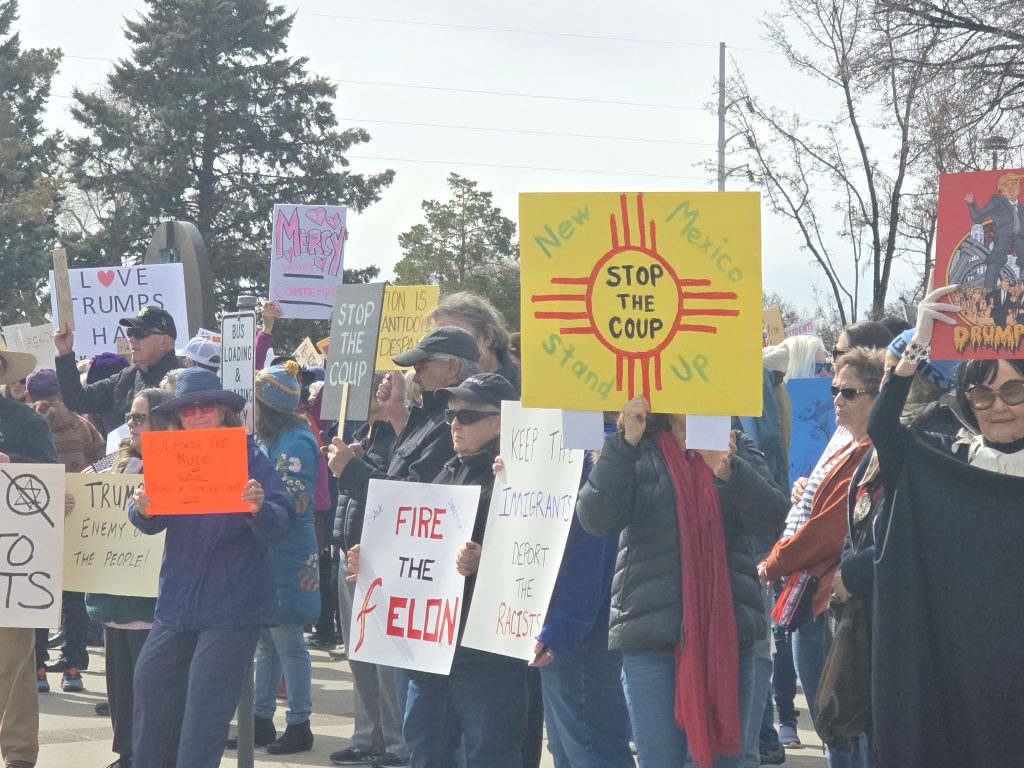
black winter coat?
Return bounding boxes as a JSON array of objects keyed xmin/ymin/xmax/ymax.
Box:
[
  {"xmin": 55, "ymin": 349, "xmax": 180, "ymax": 434},
  {"xmin": 332, "ymin": 419, "xmax": 397, "ymax": 550},
  {"xmin": 577, "ymin": 430, "xmax": 788, "ymax": 651},
  {"xmin": 0, "ymin": 396, "xmax": 58, "ymax": 463}
]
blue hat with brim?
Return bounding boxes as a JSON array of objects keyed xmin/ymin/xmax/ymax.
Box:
[{"xmin": 151, "ymin": 367, "xmax": 245, "ymax": 415}]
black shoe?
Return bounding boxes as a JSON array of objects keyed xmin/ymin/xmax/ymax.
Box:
[
  {"xmin": 47, "ymin": 629, "xmax": 65, "ymax": 649},
  {"xmin": 306, "ymin": 634, "xmax": 337, "ymax": 649},
  {"xmin": 265, "ymin": 720, "xmax": 313, "ymax": 755},
  {"xmin": 45, "ymin": 657, "xmax": 68, "ymax": 673},
  {"xmin": 329, "ymin": 747, "xmax": 377, "ymax": 765},
  {"xmin": 226, "ymin": 716, "xmax": 276, "ymax": 749},
  {"xmin": 760, "ymin": 744, "xmax": 786, "ymax": 765},
  {"xmin": 95, "ymin": 701, "xmax": 111, "ymax": 717}
]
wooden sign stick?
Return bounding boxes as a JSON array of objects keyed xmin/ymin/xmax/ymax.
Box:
[{"xmin": 52, "ymin": 247, "xmax": 75, "ymax": 332}]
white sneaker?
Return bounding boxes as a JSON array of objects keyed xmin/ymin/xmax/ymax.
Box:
[{"xmin": 778, "ymin": 723, "xmax": 802, "ymax": 747}]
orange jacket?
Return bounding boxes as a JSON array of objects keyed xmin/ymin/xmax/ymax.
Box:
[{"xmin": 764, "ymin": 440, "xmax": 872, "ymax": 617}]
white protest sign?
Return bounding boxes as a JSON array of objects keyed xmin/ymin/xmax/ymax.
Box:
[
  {"xmin": 561, "ymin": 409, "xmax": 605, "ymax": 450},
  {"xmin": 270, "ymin": 203, "xmax": 348, "ymax": 320},
  {"xmin": 17, "ymin": 324, "xmax": 56, "ymax": 369},
  {"xmin": 63, "ymin": 473, "xmax": 163, "ymax": 597},
  {"xmin": 220, "ymin": 312, "xmax": 257, "ymax": 434},
  {"xmin": 784, "ymin": 317, "xmax": 817, "ymax": 338},
  {"xmin": 0, "ymin": 464, "xmax": 65, "ymax": 628},
  {"xmin": 461, "ymin": 402, "xmax": 584, "ymax": 660},
  {"xmin": 349, "ymin": 479, "xmax": 478, "ymax": 675},
  {"xmin": 1, "ymin": 323, "xmax": 31, "ymax": 353},
  {"xmin": 106, "ymin": 424, "xmax": 130, "ymax": 454},
  {"xmin": 196, "ymin": 327, "xmax": 221, "ymax": 343},
  {"xmin": 685, "ymin": 414, "xmax": 732, "ymax": 451},
  {"xmin": 48, "ymin": 263, "xmax": 189, "ymax": 357}
]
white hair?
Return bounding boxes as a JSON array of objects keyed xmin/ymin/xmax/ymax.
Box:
[{"xmin": 781, "ymin": 335, "xmax": 826, "ymax": 381}]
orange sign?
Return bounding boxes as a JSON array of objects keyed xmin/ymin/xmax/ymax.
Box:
[{"xmin": 141, "ymin": 427, "xmax": 249, "ymax": 515}]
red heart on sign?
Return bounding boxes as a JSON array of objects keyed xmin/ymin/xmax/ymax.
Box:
[{"xmin": 97, "ymin": 270, "xmax": 115, "ymax": 287}]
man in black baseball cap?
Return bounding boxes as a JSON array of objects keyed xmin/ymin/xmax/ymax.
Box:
[
  {"xmin": 53, "ymin": 306, "xmax": 183, "ymax": 434},
  {"xmin": 391, "ymin": 326, "xmax": 483, "ymax": 368}
]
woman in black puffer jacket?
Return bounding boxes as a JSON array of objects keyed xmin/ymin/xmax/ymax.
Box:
[{"xmin": 577, "ymin": 397, "xmax": 787, "ymax": 768}]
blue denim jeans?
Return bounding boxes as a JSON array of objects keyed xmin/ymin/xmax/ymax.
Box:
[
  {"xmin": 404, "ymin": 647, "xmax": 528, "ymax": 768},
  {"xmin": 539, "ymin": 624, "xmax": 633, "ymax": 768},
  {"xmin": 791, "ymin": 612, "xmax": 867, "ymax": 768},
  {"xmin": 741, "ymin": 638, "xmax": 773, "ymax": 768},
  {"xmin": 621, "ymin": 649, "xmax": 741, "ymax": 768},
  {"xmin": 254, "ymin": 623, "xmax": 313, "ymax": 725}
]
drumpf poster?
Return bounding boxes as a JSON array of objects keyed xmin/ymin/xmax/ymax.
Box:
[
  {"xmin": 520, "ymin": 192, "xmax": 762, "ymax": 415},
  {"xmin": 933, "ymin": 167, "xmax": 1024, "ymax": 360}
]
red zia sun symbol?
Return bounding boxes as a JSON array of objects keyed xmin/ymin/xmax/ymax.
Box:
[{"xmin": 532, "ymin": 193, "xmax": 739, "ymax": 401}]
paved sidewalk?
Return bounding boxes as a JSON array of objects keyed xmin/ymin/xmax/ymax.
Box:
[{"xmin": 36, "ymin": 645, "xmax": 828, "ymax": 767}]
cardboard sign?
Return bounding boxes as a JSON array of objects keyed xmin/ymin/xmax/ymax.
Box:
[
  {"xmin": 270, "ymin": 203, "xmax": 348, "ymax": 319},
  {"xmin": 293, "ymin": 337, "xmax": 324, "ymax": 369},
  {"xmin": 375, "ymin": 285, "xmax": 440, "ymax": 370},
  {"xmin": 47, "ymin": 263, "xmax": 189, "ymax": 357},
  {"xmin": 220, "ymin": 312, "xmax": 257, "ymax": 434},
  {"xmin": 1, "ymin": 323, "xmax": 31, "ymax": 354},
  {"xmin": 763, "ymin": 306, "xmax": 785, "ymax": 347},
  {"xmin": 141, "ymin": 427, "xmax": 249, "ymax": 515},
  {"xmin": 933, "ymin": 167, "xmax": 1024, "ymax": 359},
  {"xmin": 520, "ymin": 192, "xmax": 762, "ymax": 415},
  {"xmin": 63, "ymin": 473, "xmax": 163, "ymax": 597},
  {"xmin": 784, "ymin": 317, "xmax": 817, "ymax": 338},
  {"xmin": 349, "ymin": 479, "xmax": 478, "ymax": 675},
  {"xmin": 322, "ymin": 283, "xmax": 386, "ymax": 422},
  {"xmin": 52, "ymin": 248, "xmax": 75, "ymax": 332},
  {"xmin": 461, "ymin": 403, "xmax": 584, "ymax": 660},
  {"xmin": 787, "ymin": 377, "xmax": 838, "ymax": 486},
  {"xmin": 13, "ymin": 324, "xmax": 55, "ymax": 369},
  {"xmin": 0, "ymin": 464, "xmax": 65, "ymax": 628}
]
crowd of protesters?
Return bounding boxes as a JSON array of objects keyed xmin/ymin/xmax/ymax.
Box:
[{"xmin": 0, "ymin": 280, "xmax": 1018, "ymax": 768}]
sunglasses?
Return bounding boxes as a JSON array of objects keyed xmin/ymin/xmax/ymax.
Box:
[
  {"xmin": 125, "ymin": 412, "xmax": 148, "ymax": 426},
  {"xmin": 125, "ymin": 328, "xmax": 155, "ymax": 340},
  {"xmin": 831, "ymin": 386, "xmax": 878, "ymax": 400},
  {"xmin": 178, "ymin": 402, "xmax": 220, "ymax": 417},
  {"xmin": 814, "ymin": 362, "xmax": 833, "ymax": 375},
  {"xmin": 964, "ymin": 380, "xmax": 1024, "ymax": 411},
  {"xmin": 444, "ymin": 408, "xmax": 499, "ymax": 426}
]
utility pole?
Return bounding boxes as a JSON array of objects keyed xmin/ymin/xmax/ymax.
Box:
[{"xmin": 718, "ymin": 42, "xmax": 727, "ymax": 192}]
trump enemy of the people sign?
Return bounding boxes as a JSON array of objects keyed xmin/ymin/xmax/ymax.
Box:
[
  {"xmin": 63, "ymin": 473, "xmax": 163, "ymax": 597},
  {"xmin": 461, "ymin": 402, "xmax": 584, "ymax": 660},
  {"xmin": 932, "ymin": 167, "xmax": 1024, "ymax": 360},
  {"xmin": 0, "ymin": 464, "xmax": 65, "ymax": 628},
  {"xmin": 270, "ymin": 203, "xmax": 348, "ymax": 319},
  {"xmin": 48, "ymin": 263, "xmax": 189, "ymax": 358},
  {"xmin": 519, "ymin": 192, "xmax": 762, "ymax": 415},
  {"xmin": 349, "ymin": 479, "xmax": 478, "ymax": 675}
]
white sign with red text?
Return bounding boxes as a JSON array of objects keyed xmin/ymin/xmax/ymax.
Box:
[
  {"xmin": 349, "ymin": 479, "xmax": 478, "ymax": 675},
  {"xmin": 461, "ymin": 402, "xmax": 584, "ymax": 660}
]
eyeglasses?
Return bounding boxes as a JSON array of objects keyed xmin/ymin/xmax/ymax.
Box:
[
  {"xmin": 444, "ymin": 408, "xmax": 499, "ymax": 426},
  {"xmin": 125, "ymin": 328, "xmax": 154, "ymax": 340},
  {"xmin": 831, "ymin": 347, "xmax": 849, "ymax": 362},
  {"xmin": 178, "ymin": 402, "xmax": 220, "ymax": 417},
  {"xmin": 831, "ymin": 386, "xmax": 878, "ymax": 400},
  {"xmin": 125, "ymin": 412, "xmax": 148, "ymax": 426},
  {"xmin": 964, "ymin": 380, "xmax": 1024, "ymax": 411}
]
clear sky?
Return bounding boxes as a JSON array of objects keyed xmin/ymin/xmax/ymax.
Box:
[{"xmin": 17, "ymin": 0, "xmax": 919, "ymax": 319}]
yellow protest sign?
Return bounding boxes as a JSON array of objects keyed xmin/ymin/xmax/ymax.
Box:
[
  {"xmin": 374, "ymin": 285, "xmax": 439, "ymax": 369},
  {"xmin": 63, "ymin": 473, "xmax": 164, "ymax": 597},
  {"xmin": 520, "ymin": 192, "xmax": 762, "ymax": 415},
  {"xmin": 763, "ymin": 306, "xmax": 785, "ymax": 347}
]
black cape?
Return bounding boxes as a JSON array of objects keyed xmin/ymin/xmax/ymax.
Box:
[{"xmin": 873, "ymin": 431, "xmax": 1024, "ymax": 767}]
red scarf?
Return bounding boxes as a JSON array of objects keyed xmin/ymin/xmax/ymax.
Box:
[{"xmin": 656, "ymin": 431, "xmax": 740, "ymax": 768}]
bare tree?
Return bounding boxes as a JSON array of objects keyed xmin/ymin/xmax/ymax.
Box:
[{"xmin": 719, "ymin": 0, "xmax": 942, "ymax": 323}]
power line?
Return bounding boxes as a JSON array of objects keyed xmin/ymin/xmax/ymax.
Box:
[
  {"xmin": 292, "ymin": 11, "xmax": 778, "ymax": 55},
  {"xmin": 337, "ymin": 117, "xmax": 715, "ymax": 146}
]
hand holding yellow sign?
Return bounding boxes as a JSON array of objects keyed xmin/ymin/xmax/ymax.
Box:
[{"xmin": 520, "ymin": 192, "xmax": 762, "ymax": 415}]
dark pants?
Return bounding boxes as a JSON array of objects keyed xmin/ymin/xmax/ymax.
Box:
[
  {"xmin": 107, "ymin": 626, "xmax": 150, "ymax": 759},
  {"xmin": 36, "ymin": 591, "xmax": 90, "ymax": 668},
  {"xmin": 315, "ymin": 545, "xmax": 339, "ymax": 640},
  {"xmin": 132, "ymin": 624, "xmax": 259, "ymax": 768},
  {"xmin": 522, "ymin": 667, "xmax": 544, "ymax": 768}
]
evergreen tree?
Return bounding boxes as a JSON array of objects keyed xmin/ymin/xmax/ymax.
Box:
[
  {"xmin": 66, "ymin": 0, "xmax": 393, "ymax": 309},
  {"xmin": 0, "ymin": 0, "xmax": 61, "ymax": 325},
  {"xmin": 395, "ymin": 173, "xmax": 520, "ymax": 328}
]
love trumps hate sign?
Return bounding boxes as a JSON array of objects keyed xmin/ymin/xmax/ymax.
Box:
[
  {"xmin": 141, "ymin": 428, "xmax": 249, "ymax": 515},
  {"xmin": 270, "ymin": 203, "xmax": 348, "ymax": 320},
  {"xmin": 63, "ymin": 473, "xmax": 164, "ymax": 597},
  {"xmin": 0, "ymin": 464, "xmax": 64, "ymax": 628},
  {"xmin": 461, "ymin": 402, "xmax": 584, "ymax": 661},
  {"xmin": 519, "ymin": 192, "xmax": 763, "ymax": 415},
  {"xmin": 349, "ymin": 479, "xmax": 479, "ymax": 675}
]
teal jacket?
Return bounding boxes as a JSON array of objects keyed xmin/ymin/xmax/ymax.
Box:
[{"xmin": 262, "ymin": 425, "xmax": 321, "ymax": 626}]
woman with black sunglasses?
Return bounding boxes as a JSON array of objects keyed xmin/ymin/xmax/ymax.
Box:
[
  {"xmin": 758, "ymin": 347, "xmax": 885, "ymax": 768},
  {"xmin": 868, "ymin": 286, "xmax": 1024, "ymax": 768}
]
